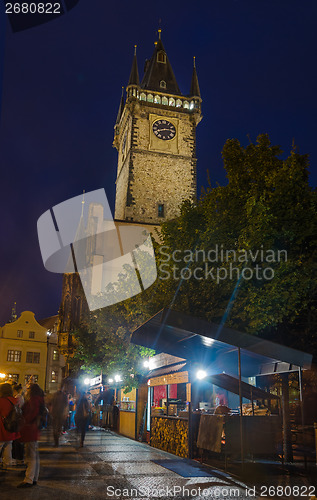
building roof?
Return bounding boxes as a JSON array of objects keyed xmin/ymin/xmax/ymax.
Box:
[
  {"xmin": 141, "ymin": 37, "xmax": 181, "ymax": 96},
  {"xmin": 38, "ymin": 315, "xmax": 59, "ymax": 331},
  {"xmin": 131, "ymin": 308, "xmax": 313, "ymax": 377}
]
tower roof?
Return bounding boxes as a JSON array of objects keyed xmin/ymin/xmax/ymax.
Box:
[
  {"xmin": 128, "ymin": 45, "xmax": 140, "ymax": 86},
  {"xmin": 141, "ymin": 32, "xmax": 181, "ymax": 96},
  {"xmin": 190, "ymin": 57, "xmax": 201, "ymax": 98}
]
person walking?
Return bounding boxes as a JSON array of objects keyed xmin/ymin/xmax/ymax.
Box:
[
  {"xmin": 17, "ymin": 383, "xmax": 44, "ymax": 488},
  {"xmin": 0, "ymin": 383, "xmax": 20, "ymax": 469},
  {"xmin": 51, "ymin": 386, "xmax": 68, "ymax": 446},
  {"xmin": 75, "ymin": 392, "xmax": 90, "ymax": 447}
]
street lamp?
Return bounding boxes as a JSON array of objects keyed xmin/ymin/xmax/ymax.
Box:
[
  {"xmin": 0, "ymin": 373, "xmax": 6, "ymax": 379},
  {"xmin": 108, "ymin": 378, "xmax": 113, "ymax": 384},
  {"xmin": 84, "ymin": 378, "xmax": 90, "ymax": 385},
  {"xmin": 196, "ymin": 369, "xmax": 207, "ymax": 380},
  {"xmin": 114, "ymin": 375, "xmax": 121, "ymax": 383},
  {"xmin": 143, "ymin": 358, "xmax": 155, "ymax": 370}
]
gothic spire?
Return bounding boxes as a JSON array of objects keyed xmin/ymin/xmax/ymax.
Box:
[
  {"xmin": 128, "ymin": 45, "xmax": 140, "ymax": 86},
  {"xmin": 190, "ymin": 56, "xmax": 201, "ymax": 98}
]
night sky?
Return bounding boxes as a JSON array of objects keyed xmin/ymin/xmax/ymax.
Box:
[{"xmin": 0, "ymin": 1, "xmax": 316, "ymax": 325}]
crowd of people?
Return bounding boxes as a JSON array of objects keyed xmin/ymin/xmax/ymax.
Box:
[{"xmin": 0, "ymin": 380, "xmax": 94, "ymax": 488}]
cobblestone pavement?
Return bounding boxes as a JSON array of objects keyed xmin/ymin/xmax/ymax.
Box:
[{"xmin": 0, "ymin": 428, "xmax": 253, "ymax": 500}]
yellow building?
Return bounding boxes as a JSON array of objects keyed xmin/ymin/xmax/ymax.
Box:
[{"xmin": 0, "ymin": 311, "xmax": 48, "ymax": 389}]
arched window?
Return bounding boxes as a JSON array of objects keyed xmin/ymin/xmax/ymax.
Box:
[
  {"xmin": 154, "ymin": 95, "xmax": 161, "ymax": 104},
  {"xmin": 189, "ymin": 100, "xmax": 195, "ymax": 110},
  {"xmin": 176, "ymin": 99, "xmax": 182, "ymax": 107},
  {"xmin": 147, "ymin": 94, "xmax": 153, "ymax": 103},
  {"xmin": 140, "ymin": 93, "xmax": 146, "ymax": 101},
  {"xmin": 169, "ymin": 97, "xmax": 175, "ymax": 107},
  {"xmin": 132, "ymin": 88, "xmax": 136, "ymax": 97},
  {"xmin": 157, "ymin": 51, "xmax": 166, "ymax": 63},
  {"xmin": 183, "ymin": 100, "xmax": 189, "ymax": 109},
  {"xmin": 160, "ymin": 80, "xmax": 166, "ymax": 89},
  {"xmin": 162, "ymin": 96, "xmax": 168, "ymax": 105}
]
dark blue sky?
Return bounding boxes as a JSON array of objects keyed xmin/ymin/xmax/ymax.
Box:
[{"xmin": 0, "ymin": 0, "xmax": 316, "ymax": 324}]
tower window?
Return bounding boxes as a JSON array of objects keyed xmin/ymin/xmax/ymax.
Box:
[
  {"xmin": 169, "ymin": 98, "xmax": 175, "ymax": 107},
  {"xmin": 176, "ymin": 99, "xmax": 182, "ymax": 107},
  {"xmin": 157, "ymin": 51, "xmax": 166, "ymax": 63},
  {"xmin": 160, "ymin": 80, "xmax": 166, "ymax": 89},
  {"xmin": 183, "ymin": 100, "xmax": 189, "ymax": 109},
  {"xmin": 158, "ymin": 204, "xmax": 165, "ymax": 218},
  {"xmin": 140, "ymin": 93, "xmax": 146, "ymax": 101},
  {"xmin": 189, "ymin": 100, "xmax": 195, "ymax": 110},
  {"xmin": 147, "ymin": 94, "xmax": 153, "ymax": 103},
  {"xmin": 162, "ymin": 96, "xmax": 168, "ymax": 105},
  {"xmin": 154, "ymin": 95, "xmax": 161, "ymax": 104}
]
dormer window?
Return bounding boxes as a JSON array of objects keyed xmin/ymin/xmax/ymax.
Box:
[
  {"xmin": 160, "ymin": 80, "xmax": 166, "ymax": 89},
  {"xmin": 157, "ymin": 51, "xmax": 166, "ymax": 64}
]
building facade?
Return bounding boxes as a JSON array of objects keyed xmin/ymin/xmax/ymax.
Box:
[
  {"xmin": 38, "ymin": 315, "xmax": 66, "ymax": 392},
  {"xmin": 0, "ymin": 311, "xmax": 48, "ymax": 389}
]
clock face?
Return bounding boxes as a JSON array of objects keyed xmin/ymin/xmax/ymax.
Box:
[{"xmin": 152, "ymin": 119, "xmax": 176, "ymax": 140}]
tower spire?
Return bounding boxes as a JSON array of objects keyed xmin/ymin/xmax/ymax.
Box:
[
  {"xmin": 128, "ymin": 45, "xmax": 140, "ymax": 86},
  {"xmin": 115, "ymin": 86, "xmax": 125, "ymax": 126},
  {"xmin": 10, "ymin": 302, "xmax": 17, "ymax": 322},
  {"xmin": 190, "ymin": 56, "xmax": 201, "ymax": 98}
]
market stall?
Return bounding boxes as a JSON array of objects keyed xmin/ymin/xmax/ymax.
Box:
[{"xmin": 132, "ymin": 308, "xmax": 313, "ymax": 462}]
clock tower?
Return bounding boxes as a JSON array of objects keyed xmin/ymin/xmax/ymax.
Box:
[{"xmin": 113, "ymin": 30, "xmax": 202, "ymax": 224}]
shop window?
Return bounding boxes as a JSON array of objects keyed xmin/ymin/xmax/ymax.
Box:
[
  {"xmin": 160, "ymin": 80, "xmax": 166, "ymax": 89},
  {"xmin": 176, "ymin": 99, "xmax": 182, "ymax": 108},
  {"xmin": 53, "ymin": 349, "xmax": 59, "ymax": 361},
  {"xmin": 17, "ymin": 330, "xmax": 23, "ymax": 338},
  {"xmin": 7, "ymin": 350, "xmax": 21, "ymax": 362},
  {"xmin": 169, "ymin": 97, "xmax": 175, "ymax": 107},
  {"xmin": 162, "ymin": 96, "xmax": 168, "ymax": 105},
  {"xmin": 29, "ymin": 331, "xmax": 35, "ymax": 339},
  {"xmin": 154, "ymin": 95, "xmax": 161, "ymax": 104},
  {"xmin": 157, "ymin": 51, "xmax": 166, "ymax": 63},
  {"xmin": 8, "ymin": 374, "xmax": 19, "ymax": 382}
]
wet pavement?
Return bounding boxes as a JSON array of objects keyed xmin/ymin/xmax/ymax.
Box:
[{"xmin": 0, "ymin": 428, "xmax": 251, "ymax": 499}]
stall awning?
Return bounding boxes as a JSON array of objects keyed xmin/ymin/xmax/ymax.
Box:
[
  {"xmin": 208, "ymin": 373, "xmax": 279, "ymax": 401},
  {"xmin": 132, "ymin": 308, "xmax": 313, "ymax": 377}
]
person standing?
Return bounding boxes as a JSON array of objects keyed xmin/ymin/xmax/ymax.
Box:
[
  {"xmin": 75, "ymin": 392, "xmax": 90, "ymax": 447},
  {"xmin": 51, "ymin": 386, "xmax": 68, "ymax": 446},
  {"xmin": 17, "ymin": 383, "xmax": 44, "ymax": 488},
  {"xmin": 0, "ymin": 383, "xmax": 20, "ymax": 469},
  {"xmin": 12, "ymin": 384, "xmax": 25, "ymax": 465}
]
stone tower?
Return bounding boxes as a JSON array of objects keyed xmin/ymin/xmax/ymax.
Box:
[{"xmin": 113, "ymin": 30, "xmax": 202, "ymax": 224}]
